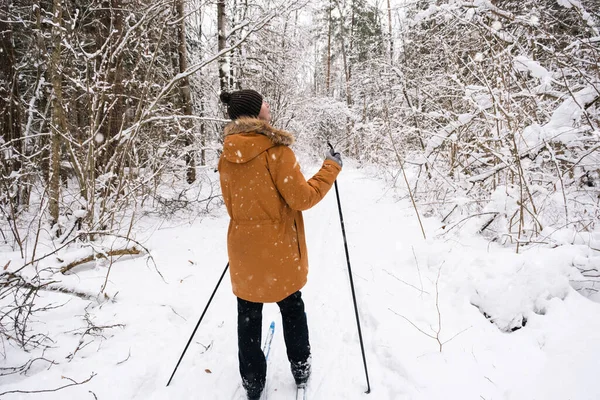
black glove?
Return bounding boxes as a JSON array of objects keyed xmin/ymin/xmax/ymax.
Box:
[{"xmin": 326, "ymin": 148, "xmax": 343, "ymax": 167}]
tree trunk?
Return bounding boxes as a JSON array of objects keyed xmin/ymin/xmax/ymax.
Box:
[
  {"xmin": 326, "ymin": 1, "xmax": 332, "ymax": 95},
  {"xmin": 199, "ymin": 98, "xmax": 206, "ymax": 166},
  {"xmin": 100, "ymin": 0, "xmax": 124, "ymax": 173},
  {"xmin": 229, "ymin": 0, "xmax": 245, "ymax": 90},
  {"xmin": 49, "ymin": 0, "xmax": 66, "ymax": 230},
  {"xmin": 334, "ymin": 0, "xmax": 353, "ymax": 152},
  {"xmin": 349, "ymin": 0, "xmax": 355, "ymax": 83},
  {"xmin": 0, "ymin": 1, "xmax": 22, "ymax": 190},
  {"xmin": 217, "ymin": 0, "xmax": 228, "ymax": 93},
  {"xmin": 35, "ymin": 0, "xmax": 51, "ymax": 187},
  {"xmin": 0, "ymin": 3, "xmax": 21, "ymax": 148},
  {"xmin": 335, "ymin": 1, "xmax": 352, "ymax": 105},
  {"xmin": 387, "ymin": 0, "xmax": 393, "ymax": 63},
  {"xmin": 176, "ymin": 0, "xmax": 196, "ymax": 183},
  {"xmin": 197, "ymin": 5, "xmax": 206, "ymax": 166}
]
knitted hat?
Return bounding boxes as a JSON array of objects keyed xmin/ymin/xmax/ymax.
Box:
[{"xmin": 220, "ymin": 89, "xmax": 263, "ymax": 120}]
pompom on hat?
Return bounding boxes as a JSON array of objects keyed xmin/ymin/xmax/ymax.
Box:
[{"xmin": 220, "ymin": 89, "xmax": 263, "ymax": 120}]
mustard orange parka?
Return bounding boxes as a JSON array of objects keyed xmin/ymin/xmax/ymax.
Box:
[{"xmin": 218, "ymin": 117, "xmax": 341, "ymax": 303}]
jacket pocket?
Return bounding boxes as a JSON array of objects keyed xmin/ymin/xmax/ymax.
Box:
[{"xmin": 293, "ymin": 219, "xmax": 302, "ymax": 260}]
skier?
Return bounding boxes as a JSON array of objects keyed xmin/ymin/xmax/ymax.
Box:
[{"xmin": 218, "ymin": 89, "xmax": 342, "ymax": 400}]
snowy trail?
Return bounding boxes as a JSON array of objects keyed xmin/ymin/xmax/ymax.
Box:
[{"xmin": 2, "ymin": 167, "xmax": 600, "ymax": 399}]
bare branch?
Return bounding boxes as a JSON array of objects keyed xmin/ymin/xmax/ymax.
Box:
[{"xmin": 0, "ymin": 373, "xmax": 96, "ymax": 396}]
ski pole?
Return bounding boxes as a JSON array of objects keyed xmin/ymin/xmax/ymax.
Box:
[
  {"xmin": 327, "ymin": 142, "xmax": 371, "ymax": 394},
  {"xmin": 166, "ymin": 262, "xmax": 229, "ymax": 387}
]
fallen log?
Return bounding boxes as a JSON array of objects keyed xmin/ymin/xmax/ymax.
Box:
[{"xmin": 60, "ymin": 247, "xmax": 141, "ymax": 274}]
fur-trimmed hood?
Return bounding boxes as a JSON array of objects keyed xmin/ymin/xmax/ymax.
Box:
[{"xmin": 222, "ymin": 117, "xmax": 295, "ymax": 164}]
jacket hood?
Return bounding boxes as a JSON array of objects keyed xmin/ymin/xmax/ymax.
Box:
[{"xmin": 222, "ymin": 117, "xmax": 295, "ymax": 164}]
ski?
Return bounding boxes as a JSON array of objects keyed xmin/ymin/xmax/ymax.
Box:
[
  {"xmin": 260, "ymin": 321, "xmax": 276, "ymax": 400},
  {"xmin": 263, "ymin": 321, "xmax": 276, "ymax": 359},
  {"xmin": 233, "ymin": 321, "xmax": 276, "ymax": 400},
  {"xmin": 296, "ymin": 384, "xmax": 307, "ymax": 400}
]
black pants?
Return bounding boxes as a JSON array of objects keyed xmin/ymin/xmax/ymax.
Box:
[{"xmin": 237, "ymin": 291, "xmax": 310, "ymax": 396}]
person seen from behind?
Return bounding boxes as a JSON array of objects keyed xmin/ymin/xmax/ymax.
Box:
[{"xmin": 218, "ymin": 89, "xmax": 343, "ymax": 400}]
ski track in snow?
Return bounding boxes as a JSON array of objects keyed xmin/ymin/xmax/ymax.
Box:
[{"xmin": 1, "ymin": 166, "xmax": 600, "ymax": 399}]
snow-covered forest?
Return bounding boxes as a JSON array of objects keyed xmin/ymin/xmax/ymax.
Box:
[{"xmin": 1, "ymin": 0, "xmax": 599, "ymax": 398}]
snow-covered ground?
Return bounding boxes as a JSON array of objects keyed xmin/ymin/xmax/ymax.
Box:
[{"xmin": 2, "ymin": 166, "xmax": 600, "ymax": 399}]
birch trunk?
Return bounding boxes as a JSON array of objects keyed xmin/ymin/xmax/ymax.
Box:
[{"xmin": 217, "ymin": 0, "xmax": 228, "ymax": 92}]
